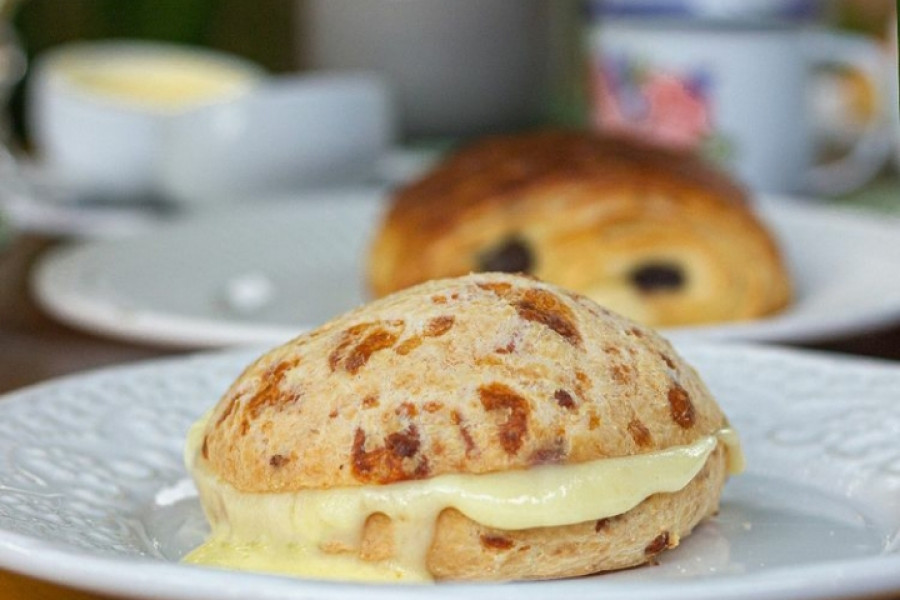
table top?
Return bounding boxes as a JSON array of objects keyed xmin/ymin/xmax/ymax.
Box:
[{"xmin": 2, "ymin": 226, "xmax": 900, "ymax": 599}]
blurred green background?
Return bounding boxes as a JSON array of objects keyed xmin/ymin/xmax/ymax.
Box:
[
  {"xmin": 3, "ymin": 0, "xmax": 896, "ymax": 148},
  {"xmin": 12, "ymin": 0, "xmax": 297, "ymax": 70}
]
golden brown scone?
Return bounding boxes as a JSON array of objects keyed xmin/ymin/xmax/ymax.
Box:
[
  {"xmin": 368, "ymin": 130, "xmax": 791, "ymax": 328},
  {"xmin": 192, "ymin": 272, "xmax": 739, "ymax": 581}
]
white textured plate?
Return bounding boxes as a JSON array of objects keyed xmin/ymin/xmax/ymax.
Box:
[
  {"xmin": 31, "ymin": 190, "xmax": 900, "ymax": 348},
  {"xmin": 0, "ymin": 343, "xmax": 897, "ymax": 600}
]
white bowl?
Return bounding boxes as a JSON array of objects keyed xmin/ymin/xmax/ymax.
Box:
[
  {"xmin": 27, "ymin": 41, "xmax": 265, "ymax": 200},
  {"xmin": 158, "ymin": 72, "xmax": 395, "ymax": 208}
]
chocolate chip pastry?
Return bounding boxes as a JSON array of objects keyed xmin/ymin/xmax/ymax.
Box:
[
  {"xmin": 188, "ymin": 273, "xmax": 742, "ymax": 582},
  {"xmin": 367, "ymin": 130, "xmax": 791, "ymax": 328}
]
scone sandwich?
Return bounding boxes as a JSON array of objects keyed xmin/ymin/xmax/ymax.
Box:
[
  {"xmin": 368, "ymin": 130, "xmax": 791, "ymax": 328},
  {"xmin": 185, "ymin": 272, "xmax": 743, "ymax": 582}
]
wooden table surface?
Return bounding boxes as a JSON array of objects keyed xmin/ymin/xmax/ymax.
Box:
[{"xmin": 1, "ymin": 231, "xmax": 899, "ymax": 599}]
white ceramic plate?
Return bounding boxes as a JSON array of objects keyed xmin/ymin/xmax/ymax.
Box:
[
  {"xmin": 31, "ymin": 190, "xmax": 900, "ymax": 348},
  {"xmin": 0, "ymin": 343, "xmax": 897, "ymax": 600}
]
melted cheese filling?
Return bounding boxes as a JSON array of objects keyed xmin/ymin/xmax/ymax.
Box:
[{"xmin": 184, "ymin": 418, "xmax": 743, "ymax": 582}]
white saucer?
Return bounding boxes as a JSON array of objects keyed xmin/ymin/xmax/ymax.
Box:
[
  {"xmin": 0, "ymin": 155, "xmax": 169, "ymax": 238},
  {"xmin": 30, "ymin": 190, "xmax": 900, "ymax": 348}
]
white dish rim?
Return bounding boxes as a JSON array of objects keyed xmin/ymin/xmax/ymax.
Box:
[{"xmin": 29, "ymin": 192, "xmax": 900, "ymax": 348}]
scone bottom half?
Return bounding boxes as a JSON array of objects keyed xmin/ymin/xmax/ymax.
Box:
[{"xmin": 185, "ymin": 273, "xmax": 744, "ymax": 582}]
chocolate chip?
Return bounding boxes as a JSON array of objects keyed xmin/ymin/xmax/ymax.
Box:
[
  {"xmin": 630, "ymin": 263, "xmax": 685, "ymax": 293},
  {"xmin": 645, "ymin": 532, "xmax": 671, "ymax": 555},
  {"xmin": 478, "ymin": 237, "xmax": 534, "ymax": 274},
  {"xmin": 269, "ymin": 454, "xmax": 290, "ymax": 467},
  {"xmin": 480, "ymin": 534, "xmax": 514, "ymax": 550},
  {"xmin": 554, "ymin": 389, "xmax": 576, "ymax": 410},
  {"xmin": 668, "ymin": 384, "xmax": 696, "ymax": 429},
  {"xmin": 386, "ymin": 426, "xmax": 421, "ymax": 458}
]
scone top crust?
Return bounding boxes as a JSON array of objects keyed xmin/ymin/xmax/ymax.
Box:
[{"xmin": 200, "ymin": 273, "xmax": 727, "ymax": 493}]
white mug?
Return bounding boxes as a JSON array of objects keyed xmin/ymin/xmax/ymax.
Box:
[
  {"xmin": 588, "ymin": 6, "xmax": 892, "ymax": 196},
  {"xmin": 27, "ymin": 41, "xmax": 265, "ymax": 201}
]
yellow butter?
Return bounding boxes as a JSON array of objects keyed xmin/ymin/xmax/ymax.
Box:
[
  {"xmin": 184, "ymin": 416, "xmax": 743, "ymax": 582},
  {"xmin": 59, "ymin": 54, "xmax": 256, "ymax": 108}
]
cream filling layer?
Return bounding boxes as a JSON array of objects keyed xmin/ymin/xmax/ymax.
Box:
[{"xmin": 184, "ymin": 418, "xmax": 743, "ymax": 582}]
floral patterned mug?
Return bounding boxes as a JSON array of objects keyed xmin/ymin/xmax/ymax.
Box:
[{"xmin": 588, "ymin": 0, "xmax": 892, "ymax": 196}]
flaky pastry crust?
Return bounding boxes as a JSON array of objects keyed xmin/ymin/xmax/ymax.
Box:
[{"xmin": 368, "ymin": 130, "xmax": 791, "ymax": 327}]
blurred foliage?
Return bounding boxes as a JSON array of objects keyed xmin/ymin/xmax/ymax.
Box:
[
  {"xmin": 11, "ymin": 0, "xmax": 297, "ymax": 69},
  {"xmin": 14, "ymin": 0, "xmax": 217, "ymax": 48},
  {"xmin": 830, "ymin": 0, "xmax": 895, "ymax": 36}
]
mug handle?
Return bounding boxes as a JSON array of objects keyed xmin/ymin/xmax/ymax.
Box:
[{"xmin": 804, "ymin": 31, "xmax": 893, "ymax": 196}]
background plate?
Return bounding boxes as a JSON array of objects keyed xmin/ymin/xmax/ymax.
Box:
[
  {"xmin": 30, "ymin": 190, "xmax": 900, "ymax": 347},
  {"xmin": 0, "ymin": 343, "xmax": 896, "ymax": 599}
]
